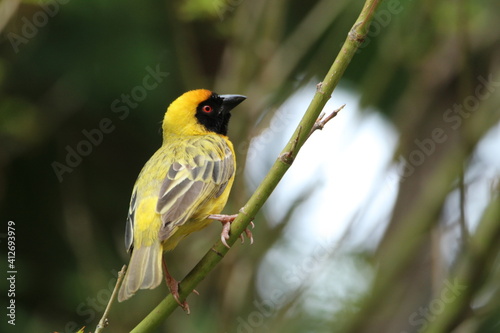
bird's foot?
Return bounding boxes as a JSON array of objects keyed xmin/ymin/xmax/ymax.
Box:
[
  {"xmin": 209, "ymin": 214, "xmax": 254, "ymax": 248},
  {"xmin": 163, "ymin": 260, "xmax": 193, "ymax": 314}
]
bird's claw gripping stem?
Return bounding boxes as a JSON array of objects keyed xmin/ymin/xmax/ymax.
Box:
[{"xmin": 209, "ymin": 214, "xmax": 254, "ymax": 248}]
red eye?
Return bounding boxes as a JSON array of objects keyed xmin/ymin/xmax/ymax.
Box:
[{"xmin": 202, "ymin": 105, "xmax": 213, "ymax": 113}]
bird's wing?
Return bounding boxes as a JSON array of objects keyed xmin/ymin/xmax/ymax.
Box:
[
  {"xmin": 124, "ymin": 138, "xmax": 234, "ymax": 250},
  {"xmin": 156, "ymin": 139, "xmax": 234, "ymax": 241},
  {"xmin": 125, "ymin": 189, "xmax": 137, "ymax": 252}
]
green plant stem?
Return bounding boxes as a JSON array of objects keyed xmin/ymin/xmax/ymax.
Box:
[
  {"xmin": 130, "ymin": 1, "xmax": 382, "ymax": 332},
  {"xmin": 95, "ymin": 265, "xmax": 126, "ymax": 333},
  {"xmin": 422, "ymin": 193, "xmax": 500, "ymax": 333}
]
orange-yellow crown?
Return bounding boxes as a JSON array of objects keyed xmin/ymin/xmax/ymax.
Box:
[{"xmin": 162, "ymin": 89, "xmax": 213, "ymax": 137}]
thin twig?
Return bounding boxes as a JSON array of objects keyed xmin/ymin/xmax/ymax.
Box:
[
  {"xmin": 95, "ymin": 265, "xmax": 127, "ymax": 333},
  {"xmin": 422, "ymin": 193, "xmax": 500, "ymax": 333},
  {"xmin": 307, "ymin": 104, "xmax": 345, "ymax": 139},
  {"xmin": 458, "ymin": 165, "xmax": 469, "ymax": 242}
]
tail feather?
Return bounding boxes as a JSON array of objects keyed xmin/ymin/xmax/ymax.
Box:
[{"xmin": 118, "ymin": 241, "xmax": 163, "ymax": 302}]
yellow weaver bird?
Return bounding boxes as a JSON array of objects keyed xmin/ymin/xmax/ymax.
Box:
[{"xmin": 117, "ymin": 89, "xmax": 250, "ymax": 311}]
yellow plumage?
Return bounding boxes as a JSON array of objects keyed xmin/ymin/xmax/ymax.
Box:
[{"xmin": 118, "ymin": 89, "xmax": 246, "ymax": 304}]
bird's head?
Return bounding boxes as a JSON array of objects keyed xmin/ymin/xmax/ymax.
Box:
[{"xmin": 163, "ymin": 89, "xmax": 246, "ymax": 137}]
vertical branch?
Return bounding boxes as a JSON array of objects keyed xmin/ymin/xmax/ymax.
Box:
[
  {"xmin": 95, "ymin": 265, "xmax": 126, "ymax": 333},
  {"xmin": 458, "ymin": 165, "xmax": 469, "ymax": 242},
  {"xmin": 422, "ymin": 193, "xmax": 500, "ymax": 333}
]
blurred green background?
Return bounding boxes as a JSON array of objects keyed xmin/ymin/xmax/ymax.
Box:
[{"xmin": 1, "ymin": 0, "xmax": 500, "ymax": 332}]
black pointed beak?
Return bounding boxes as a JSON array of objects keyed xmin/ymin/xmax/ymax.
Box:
[{"xmin": 219, "ymin": 94, "xmax": 246, "ymax": 114}]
